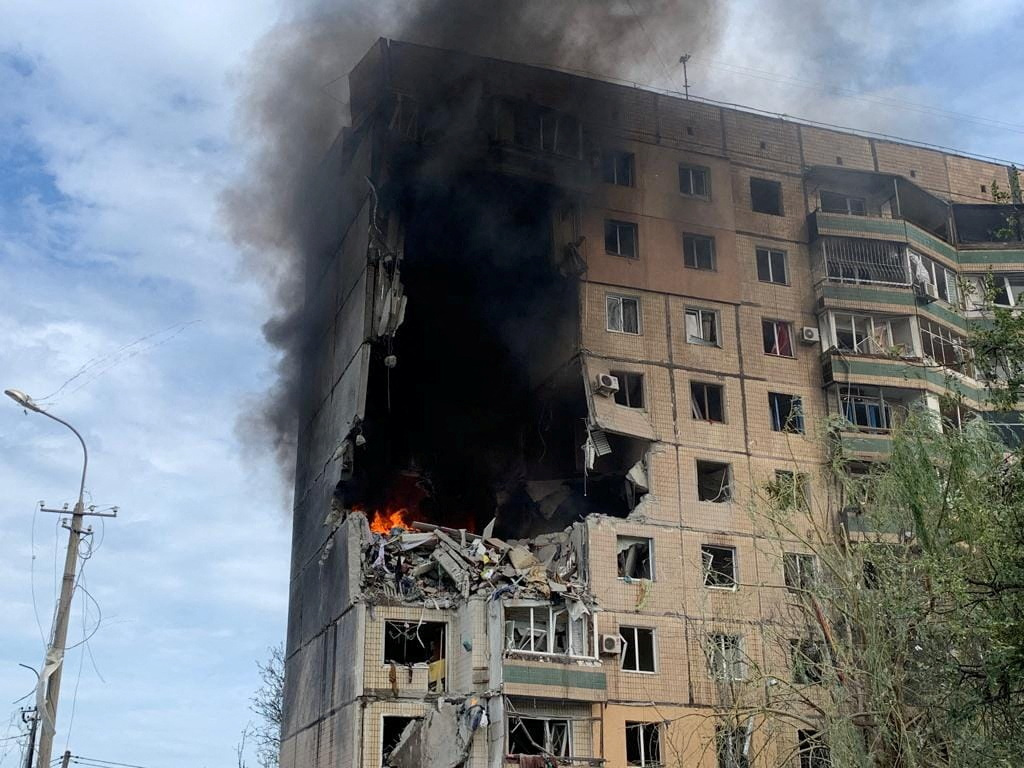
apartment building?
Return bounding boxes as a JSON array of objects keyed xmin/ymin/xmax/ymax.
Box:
[{"xmin": 281, "ymin": 38, "xmax": 1024, "ymax": 768}]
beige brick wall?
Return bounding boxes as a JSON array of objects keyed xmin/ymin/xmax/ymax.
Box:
[{"xmin": 799, "ymin": 125, "xmax": 875, "ymax": 171}]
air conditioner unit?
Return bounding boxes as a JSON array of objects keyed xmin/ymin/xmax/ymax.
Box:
[
  {"xmin": 916, "ymin": 281, "xmax": 939, "ymax": 303},
  {"xmin": 600, "ymin": 634, "xmax": 623, "ymax": 656},
  {"xmin": 595, "ymin": 373, "xmax": 620, "ymax": 397},
  {"xmin": 800, "ymin": 326, "xmax": 820, "ymax": 344}
]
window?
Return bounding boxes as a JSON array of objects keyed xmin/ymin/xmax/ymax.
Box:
[
  {"xmin": 508, "ymin": 717, "xmax": 571, "ymax": 757},
  {"xmin": 771, "ymin": 470, "xmax": 809, "ymax": 510},
  {"xmin": 505, "ymin": 604, "xmax": 593, "ymax": 658},
  {"xmin": 716, "ymin": 724, "xmax": 750, "ymax": 768},
  {"xmin": 783, "ymin": 552, "xmax": 817, "ymax": 592},
  {"xmin": 620, "ymin": 626, "xmax": 656, "ymax": 672},
  {"xmin": 790, "ymin": 639, "xmax": 826, "ymax": 684},
  {"xmin": 992, "ymin": 274, "xmax": 1024, "ymax": 307},
  {"xmin": 920, "ymin": 319, "xmax": 971, "ymax": 374},
  {"xmin": 697, "ymin": 460, "xmax": 732, "ymax": 502},
  {"xmin": 508, "ymin": 101, "xmax": 581, "ymax": 158},
  {"xmin": 685, "ymin": 308, "xmax": 719, "ymax": 346},
  {"xmin": 797, "ymin": 730, "xmax": 830, "ymax": 768},
  {"xmin": 607, "ymin": 295, "xmax": 641, "ymax": 334},
  {"xmin": 820, "ymin": 190, "xmax": 867, "ymax": 216},
  {"xmin": 756, "ymin": 247, "xmax": 788, "ymax": 284},
  {"xmin": 762, "ymin": 319, "xmax": 794, "ymax": 357},
  {"xmin": 750, "ymin": 177, "xmax": 783, "ymax": 215},
  {"xmin": 840, "ymin": 387, "xmax": 893, "ymax": 431},
  {"xmin": 382, "ymin": 716, "xmax": 420, "ymax": 767},
  {"xmin": 833, "ymin": 312, "xmax": 897, "ymax": 354},
  {"xmin": 701, "ymin": 545, "xmax": 737, "ymax": 589},
  {"xmin": 683, "ymin": 234, "xmax": 716, "ymax": 270},
  {"xmin": 768, "ymin": 392, "xmax": 804, "ymax": 433},
  {"xmin": 384, "ymin": 621, "xmax": 445, "ymax": 665},
  {"xmin": 691, "ymin": 382, "xmax": 725, "ymax": 422},
  {"xmin": 911, "ymin": 251, "xmax": 958, "ymax": 304},
  {"xmin": 611, "ymin": 371, "xmax": 644, "ymax": 408},
  {"xmin": 679, "ymin": 164, "xmax": 710, "ymax": 198},
  {"xmin": 617, "ymin": 536, "xmax": 653, "ymax": 580},
  {"xmin": 626, "ymin": 722, "xmax": 662, "ymax": 767},
  {"xmin": 707, "ymin": 633, "xmax": 744, "ymax": 680},
  {"xmin": 605, "ymin": 220, "xmax": 638, "ymax": 258},
  {"xmin": 603, "ymin": 150, "xmax": 635, "ymax": 186}
]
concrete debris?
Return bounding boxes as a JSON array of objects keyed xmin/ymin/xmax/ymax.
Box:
[
  {"xmin": 388, "ymin": 698, "xmax": 487, "ymax": 768},
  {"xmin": 361, "ymin": 519, "xmax": 592, "ymax": 607}
]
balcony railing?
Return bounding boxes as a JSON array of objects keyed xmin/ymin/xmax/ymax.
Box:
[{"xmin": 820, "ymin": 236, "xmax": 909, "ymax": 287}]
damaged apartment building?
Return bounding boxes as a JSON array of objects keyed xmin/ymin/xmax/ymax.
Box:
[{"xmin": 281, "ymin": 39, "xmax": 1024, "ymax": 768}]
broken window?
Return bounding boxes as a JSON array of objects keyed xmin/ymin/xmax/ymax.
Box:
[
  {"xmin": 790, "ymin": 638, "xmax": 826, "ymax": 684},
  {"xmin": 750, "ymin": 177, "xmax": 783, "ymax": 215},
  {"xmin": 686, "ymin": 308, "xmax": 720, "ymax": 346},
  {"xmin": 991, "ymin": 274, "xmax": 1024, "ymax": 307},
  {"xmin": 605, "ymin": 219, "xmax": 638, "ymax": 258},
  {"xmin": 382, "ymin": 716, "xmax": 419, "ymax": 767},
  {"xmin": 383, "ymin": 621, "xmax": 446, "ymax": 666},
  {"xmin": 716, "ymin": 723, "xmax": 750, "ymax": 768},
  {"xmin": 756, "ymin": 247, "xmax": 788, "ymax": 285},
  {"xmin": 626, "ymin": 721, "xmax": 662, "ymax": 767},
  {"xmin": 508, "ymin": 102, "xmax": 581, "ymax": 158},
  {"xmin": 913, "ymin": 251, "xmax": 959, "ymax": 304},
  {"xmin": 772, "ymin": 470, "xmax": 810, "ymax": 511},
  {"xmin": 920, "ymin": 319, "xmax": 971, "ymax": 375},
  {"xmin": 603, "ymin": 150, "xmax": 635, "ymax": 187},
  {"xmin": 696, "ymin": 460, "xmax": 732, "ymax": 503},
  {"xmin": 820, "ymin": 190, "xmax": 866, "ymax": 216},
  {"xmin": 768, "ymin": 392, "xmax": 804, "ymax": 433},
  {"xmin": 840, "ymin": 387, "xmax": 894, "ymax": 431},
  {"xmin": 607, "ymin": 294, "xmax": 641, "ymax": 334},
  {"xmin": 617, "ymin": 536, "xmax": 653, "ymax": 580},
  {"xmin": 507, "ymin": 717, "xmax": 571, "ymax": 757},
  {"xmin": 505, "ymin": 604, "xmax": 592, "ymax": 658},
  {"xmin": 762, "ymin": 319, "xmax": 794, "ymax": 357},
  {"xmin": 683, "ymin": 233, "xmax": 716, "ymax": 270},
  {"xmin": 783, "ymin": 552, "xmax": 817, "ymax": 592},
  {"xmin": 679, "ymin": 164, "xmax": 710, "ymax": 198},
  {"xmin": 611, "ymin": 370, "xmax": 644, "ymax": 408},
  {"xmin": 620, "ymin": 626, "xmax": 656, "ymax": 672},
  {"xmin": 691, "ymin": 382, "xmax": 724, "ymax": 422},
  {"xmin": 702, "ymin": 545, "xmax": 737, "ymax": 589},
  {"xmin": 798, "ymin": 730, "xmax": 830, "ymax": 768},
  {"xmin": 707, "ymin": 633, "xmax": 744, "ymax": 680}
]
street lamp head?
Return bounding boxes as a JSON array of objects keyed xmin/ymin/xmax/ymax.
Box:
[{"xmin": 5, "ymin": 388, "xmax": 42, "ymax": 413}]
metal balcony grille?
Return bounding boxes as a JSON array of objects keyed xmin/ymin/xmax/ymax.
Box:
[{"xmin": 822, "ymin": 237, "xmax": 908, "ymax": 286}]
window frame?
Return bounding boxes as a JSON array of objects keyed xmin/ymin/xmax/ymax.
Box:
[
  {"xmin": 683, "ymin": 233, "xmax": 717, "ymax": 271},
  {"xmin": 762, "ymin": 319, "xmax": 796, "ymax": 358},
  {"xmin": 716, "ymin": 723, "xmax": 750, "ymax": 768},
  {"xmin": 678, "ymin": 163, "xmax": 711, "ymax": 199},
  {"xmin": 696, "ymin": 460, "xmax": 733, "ymax": 503},
  {"xmin": 611, "ymin": 370, "xmax": 645, "ymax": 409},
  {"xmin": 750, "ymin": 177, "xmax": 784, "ymax": 216},
  {"xmin": 685, "ymin": 307, "xmax": 721, "ymax": 347},
  {"xmin": 701, "ymin": 545, "xmax": 738, "ymax": 590},
  {"xmin": 602, "ymin": 149, "xmax": 635, "ymax": 187},
  {"xmin": 820, "ymin": 190, "xmax": 867, "ymax": 216},
  {"xmin": 755, "ymin": 247, "xmax": 789, "ymax": 285},
  {"xmin": 605, "ymin": 219, "xmax": 639, "ymax": 258},
  {"xmin": 783, "ymin": 552, "xmax": 817, "ymax": 592},
  {"xmin": 617, "ymin": 536, "xmax": 655, "ymax": 581},
  {"xmin": 768, "ymin": 392, "xmax": 805, "ymax": 433},
  {"xmin": 507, "ymin": 716, "xmax": 572, "ymax": 758},
  {"xmin": 619, "ymin": 625, "xmax": 657, "ymax": 673},
  {"xmin": 773, "ymin": 470, "xmax": 810, "ymax": 511},
  {"xmin": 503, "ymin": 603, "xmax": 596, "ymax": 659},
  {"xmin": 790, "ymin": 638, "xmax": 827, "ymax": 685},
  {"xmin": 606, "ymin": 294, "xmax": 642, "ymax": 335},
  {"xmin": 383, "ymin": 620, "xmax": 446, "ymax": 666},
  {"xmin": 707, "ymin": 633, "xmax": 745, "ymax": 681},
  {"xmin": 625, "ymin": 721, "xmax": 663, "ymax": 767},
  {"xmin": 691, "ymin": 381, "xmax": 725, "ymax": 423}
]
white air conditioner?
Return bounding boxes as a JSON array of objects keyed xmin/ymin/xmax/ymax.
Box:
[
  {"xmin": 600, "ymin": 634, "xmax": 623, "ymax": 656},
  {"xmin": 595, "ymin": 373, "xmax": 620, "ymax": 397},
  {"xmin": 800, "ymin": 326, "xmax": 820, "ymax": 344},
  {"xmin": 916, "ymin": 281, "xmax": 939, "ymax": 303}
]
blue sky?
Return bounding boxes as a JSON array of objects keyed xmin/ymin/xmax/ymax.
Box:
[{"xmin": 1, "ymin": 2, "xmax": 1023, "ymax": 767}]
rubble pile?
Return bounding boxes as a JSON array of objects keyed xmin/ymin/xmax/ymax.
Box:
[{"xmin": 360, "ymin": 518, "xmax": 591, "ymax": 606}]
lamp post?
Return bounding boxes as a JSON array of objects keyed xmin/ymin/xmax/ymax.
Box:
[{"xmin": 5, "ymin": 389, "xmax": 89, "ymax": 768}]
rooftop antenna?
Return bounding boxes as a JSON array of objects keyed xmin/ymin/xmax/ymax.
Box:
[{"xmin": 679, "ymin": 54, "xmax": 692, "ymax": 99}]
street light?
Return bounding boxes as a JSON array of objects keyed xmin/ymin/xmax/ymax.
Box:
[{"xmin": 6, "ymin": 388, "xmax": 89, "ymax": 768}]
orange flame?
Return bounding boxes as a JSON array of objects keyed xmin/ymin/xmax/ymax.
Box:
[{"xmin": 368, "ymin": 506, "xmax": 412, "ymax": 534}]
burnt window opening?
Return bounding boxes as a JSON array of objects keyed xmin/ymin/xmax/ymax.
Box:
[
  {"xmin": 383, "ymin": 620, "xmax": 446, "ymax": 666},
  {"xmin": 716, "ymin": 724, "xmax": 750, "ymax": 768},
  {"xmin": 686, "ymin": 308, "xmax": 720, "ymax": 346},
  {"xmin": 606, "ymin": 219, "xmax": 639, "ymax": 258},
  {"xmin": 702, "ymin": 545, "xmax": 737, "ymax": 589},
  {"xmin": 617, "ymin": 536, "xmax": 653, "ymax": 580},
  {"xmin": 611, "ymin": 371, "xmax": 644, "ymax": 408},
  {"xmin": 820, "ymin": 190, "xmax": 866, "ymax": 216},
  {"xmin": 784, "ymin": 552, "xmax": 817, "ymax": 592},
  {"xmin": 382, "ymin": 716, "xmax": 419, "ymax": 767},
  {"xmin": 707, "ymin": 633, "xmax": 744, "ymax": 680},
  {"xmin": 603, "ymin": 150, "xmax": 635, "ymax": 187},
  {"xmin": 679, "ymin": 164, "xmax": 710, "ymax": 198},
  {"xmin": 769, "ymin": 392, "xmax": 804, "ymax": 433},
  {"xmin": 683, "ymin": 233, "xmax": 716, "ymax": 270},
  {"xmin": 626, "ymin": 721, "xmax": 662, "ymax": 767},
  {"xmin": 697, "ymin": 460, "xmax": 732, "ymax": 503},
  {"xmin": 762, "ymin": 319, "xmax": 794, "ymax": 357},
  {"xmin": 507, "ymin": 717, "xmax": 571, "ymax": 757},
  {"xmin": 691, "ymin": 381, "xmax": 724, "ymax": 422},
  {"xmin": 750, "ymin": 177, "xmax": 783, "ymax": 215},
  {"xmin": 791, "ymin": 639, "xmax": 826, "ymax": 684},
  {"xmin": 504, "ymin": 100, "xmax": 582, "ymax": 158},
  {"xmin": 756, "ymin": 247, "xmax": 788, "ymax": 284},
  {"xmin": 798, "ymin": 730, "xmax": 830, "ymax": 768},
  {"xmin": 607, "ymin": 294, "xmax": 641, "ymax": 334},
  {"xmin": 620, "ymin": 626, "xmax": 656, "ymax": 672}
]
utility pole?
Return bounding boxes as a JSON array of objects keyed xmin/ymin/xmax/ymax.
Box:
[
  {"xmin": 60, "ymin": 750, "xmax": 71, "ymax": 768},
  {"xmin": 679, "ymin": 53, "xmax": 692, "ymax": 99},
  {"xmin": 5, "ymin": 390, "xmax": 117, "ymax": 768},
  {"xmin": 20, "ymin": 709, "xmax": 38, "ymax": 768}
]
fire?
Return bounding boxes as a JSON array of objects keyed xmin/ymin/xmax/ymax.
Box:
[{"xmin": 368, "ymin": 506, "xmax": 412, "ymax": 534}]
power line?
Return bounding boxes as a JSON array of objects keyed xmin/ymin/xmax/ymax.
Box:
[{"xmin": 70, "ymin": 757, "xmax": 151, "ymax": 768}]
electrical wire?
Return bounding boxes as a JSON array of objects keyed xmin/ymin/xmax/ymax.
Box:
[
  {"xmin": 29, "ymin": 502, "xmax": 48, "ymax": 646},
  {"xmin": 70, "ymin": 758, "xmax": 151, "ymax": 768}
]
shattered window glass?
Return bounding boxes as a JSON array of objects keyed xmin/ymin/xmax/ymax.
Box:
[
  {"xmin": 701, "ymin": 545, "xmax": 737, "ymax": 589},
  {"xmin": 626, "ymin": 721, "xmax": 662, "ymax": 766},
  {"xmin": 696, "ymin": 460, "xmax": 732, "ymax": 503},
  {"xmin": 382, "ymin": 716, "xmax": 419, "ymax": 767},
  {"xmin": 507, "ymin": 717, "xmax": 571, "ymax": 757},
  {"xmin": 617, "ymin": 536, "xmax": 653, "ymax": 580},
  {"xmin": 383, "ymin": 621, "xmax": 446, "ymax": 665},
  {"xmin": 505, "ymin": 605, "xmax": 592, "ymax": 658},
  {"xmin": 685, "ymin": 308, "xmax": 719, "ymax": 345},
  {"xmin": 768, "ymin": 392, "xmax": 804, "ymax": 433},
  {"xmin": 716, "ymin": 724, "xmax": 750, "ymax": 768}
]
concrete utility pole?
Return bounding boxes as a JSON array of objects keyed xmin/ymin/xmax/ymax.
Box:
[
  {"xmin": 679, "ymin": 53, "xmax": 692, "ymax": 99},
  {"xmin": 60, "ymin": 750, "xmax": 71, "ymax": 768},
  {"xmin": 20, "ymin": 709, "xmax": 38, "ymax": 768},
  {"xmin": 5, "ymin": 390, "xmax": 116, "ymax": 768}
]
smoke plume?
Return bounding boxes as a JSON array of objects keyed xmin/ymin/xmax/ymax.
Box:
[{"xmin": 224, "ymin": 0, "xmax": 723, "ymax": 480}]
